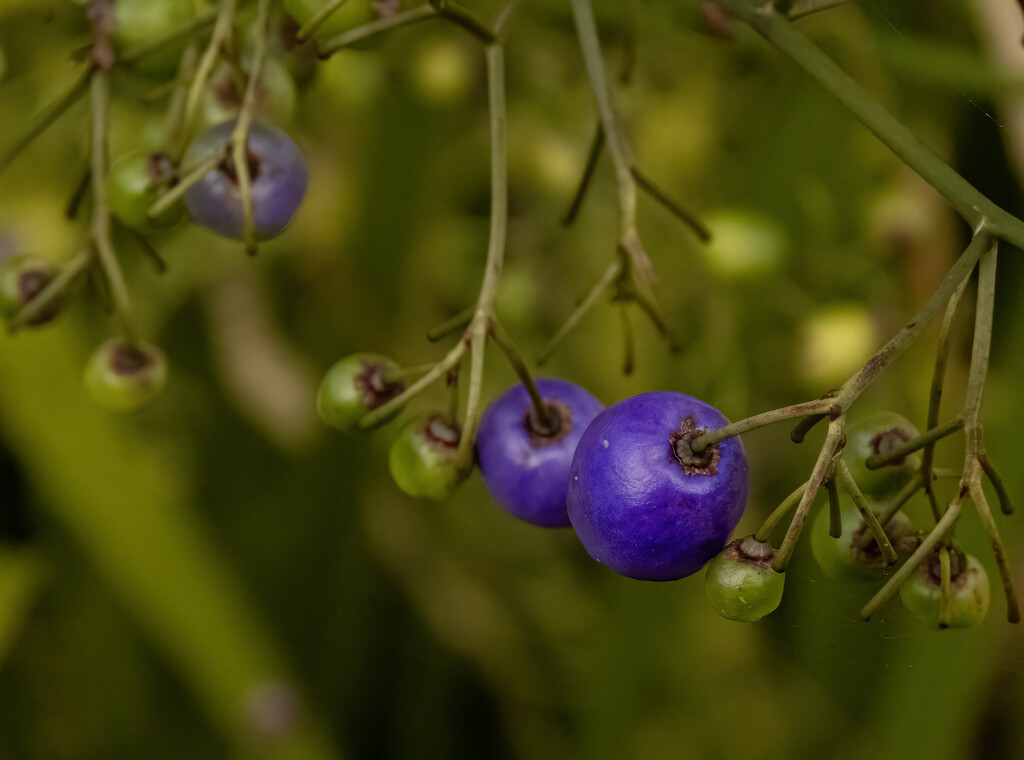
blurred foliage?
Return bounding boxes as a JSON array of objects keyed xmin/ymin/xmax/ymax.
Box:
[{"xmin": 1, "ymin": 1, "xmax": 1023, "ymax": 759}]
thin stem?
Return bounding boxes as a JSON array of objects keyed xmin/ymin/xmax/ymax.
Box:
[
  {"xmin": 427, "ymin": 306, "xmax": 475, "ymax": 342},
  {"xmin": 231, "ymin": 0, "xmax": 272, "ymax": 255},
  {"xmin": 119, "ymin": 10, "xmax": 217, "ymax": 63},
  {"xmin": 979, "ymin": 455, "xmax": 1015, "ymax": 516},
  {"xmin": 446, "ymin": 364, "xmax": 460, "ymax": 425},
  {"xmin": 295, "ymin": 0, "xmax": 352, "ymax": 43},
  {"xmin": 691, "ymin": 399, "xmax": 833, "ymax": 453},
  {"xmin": 969, "ymin": 482, "xmax": 1020, "ymax": 623},
  {"xmin": 790, "ymin": 410, "xmax": 828, "ymax": 443},
  {"xmin": 861, "ymin": 499, "xmax": 962, "ymax": 621},
  {"xmin": 537, "ymin": 258, "xmax": 622, "ymax": 365},
  {"xmin": 489, "ymin": 318, "xmax": 555, "ymax": 431},
  {"xmin": 149, "ymin": 152, "xmax": 221, "ymax": 218},
  {"xmin": 89, "ymin": 71, "xmax": 134, "ymax": 339},
  {"xmin": 7, "ymin": 249, "xmax": 93, "ymax": 333},
  {"xmin": 432, "ymin": 0, "xmax": 496, "ymax": 44},
  {"xmin": 563, "ymin": 123, "xmax": 604, "ymax": 227},
  {"xmin": 720, "ymin": 2, "xmax": 1024, "ymax": 249},
  {"xmin": 826, "ymin": 474, "xmax": 842, "ymax": 538},
  {"xmin": 962, "ymin": 241, "xmax": 998, "ymax": 448},
  {"xmin": 570, "ymin": 0, "xmax": 657, "ymax": 295},
  {"xmin": 938, "ymin": 545, "xmax": 952, "ymax": 629},
  {"xmin": 65, "ymin": 167, "xmax": 92, "ymax": 220},
  {"xmin": 619, "ymin": 302, "xmax": 634, "ymax": 376},
  {"xmin": 125, "ymin": 229, "xmax": 168, "ymax": 274},
  {"xmin": 626, "ymin": 271, "xmax": 680, "ymax": 351},
  {"xmin": 631, "ymin": 167, "xmax": 710, "ymax": 242},
  {"xmin": 788, "ymin": 0, "xmax": 850, "ymax": 19},
  {"xmin": 865, "ymin": 416, "xmax": 965, "ymax": 470},
  {"xmin": 0, "ymin": 64, "xmax": 94, "ymax": 177},
  {"xmin": 837, "ymin": 458, "xmax": 897, "ymax": 564},
  {"xmin": 165, "ymin": 43, "xmax": 200, "ymax": 148},
  {"xmin": 754, "ymin": 481, "xmax": 809, "ymax": 543},
  {"xmin": 318, "ymin": 4, "xmax": 438, "ymax": 57},
  {"xmin": 872, "ymin": 471, "xmax": 925, "ymax": 534},
  {"xmin": 773, "ymin": 417, "xmax": 844, "ymax": 572},
  {"xmin": 181, "ymin": 0, "xmax": 236, "ymax": 152}
]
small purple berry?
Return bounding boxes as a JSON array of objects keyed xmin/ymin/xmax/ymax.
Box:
[
  {"xmin": 183, "ymin": 121, "xmax": 308, "ymax": 241},
  {"xmin": 567, "ymin": 391, "xmax": 749, "ymax": 581},
  {"xmin": 476, "ymin": 378, "xmax": 605, "ymax": 528}
]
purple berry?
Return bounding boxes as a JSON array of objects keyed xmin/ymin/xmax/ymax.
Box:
[
  {"xmin": 567, "ymin": 391, "xmax": 749, "ymax": 581},
  {"xmin": 476, "ymin": 379, "xmax": 605, "ymax": 528},
  {"xmin": 182, "ymin": 121, "xmax": 307, "ymax": 241}
]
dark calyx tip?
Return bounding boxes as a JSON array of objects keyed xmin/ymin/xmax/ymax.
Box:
[
  {"xmin": 110, "ymin": 342, "xmax": 153, "ymax": 377},
  {"xmin": 424, "ymin": 415, "xmax": 460, "ymax": 450},
  {"xmin": 671, "ymin": 414, "xmax": 720, "ymax": 476},
  {"xmin": 870, "ymin": 427, "xmax": 911, "ymax": 466},
  {"xmin": 355, "ymin": 360, "xmax": 405, "ymax": 410},
  {"xmin": 524, "ymin": 398, "xmax": 572, "ymax": 448}
]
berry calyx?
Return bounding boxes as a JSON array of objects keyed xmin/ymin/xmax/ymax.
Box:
[
  {"xmin": 0, "ymin": 254, "xmax": 62, "ymax": 326},
  {"xmin": 476, "ymin": 379, "xmax": 604, "ymax": 527},
  {"xmin": 317, "ymin": 353, "xmax": 405, "ymax": 433},
  {"xmin": 704, "ymin": 536, "xmax": 785, "ymax": 622},
  {"xmin": 899, "ymin": 549, "xmax": 990, "ymax": 629},
  {"xmin": 388, "ymin": 413, "xmax": 470, "ymax": 501},
  {"xmin": 84, "ymin": 338, "xmax": 168, "ymax": 412},
  {"xmin": 107, "ymin": 152, "xmax": 185, "ymax": 231},
  {"xmin": 182, "ymin": 121, "xmax": 308, "ymax": 242},
  {"xmin": 845, "ymin": 412, "xmax": 921, "ymax": 498},
  {"xmin": 567, "ymin": 391, "xmax": 749, "ymax": 581},
  {"xmin": 810, "ymin": 494, "xmax": 920, "ymax": 580}
]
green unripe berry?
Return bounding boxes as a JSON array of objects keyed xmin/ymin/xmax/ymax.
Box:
[
  {"xmin": 810, "ymin": 493, "xmax": 920, "ymax": 581},
  {"xmin": 317, "ymin": 353, "xmax": 405, "ymax": 433},
  {"xmin": 114, "ymin": 0, "xmax": 197, "ymax": 77},
  {"xmin": 388, "ymin": 413, "xmax": 470, "ymax": 501},
  {"xmin": 201, "ymin": 58, "xmax": 298, "ymax": 127},
  {"xmin": 844, "ymin": 412, "xmax": 921, "ymax": 498},
  {"xmin": 282, "ymin": 0, "xmax": 376, "ymax": 41},
  {"xmin": 900, "ymin": 550, "xmax": 990, "ymax": 629},
  {"xmin": 107, "ymin": 152, "xmax": 185, "ymax": 231},
  {"xmin": 0, "ymin": 254, "xmax": 61, "ymax": 326},
  {"xmin": 704, "ymin": 537, "xmax": 785, "ymax": 622},
  {"xmin": 84, "ymin": 338, "xmax": 168, "ymax": 412}
]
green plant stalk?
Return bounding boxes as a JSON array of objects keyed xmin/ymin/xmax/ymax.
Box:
[
  {"xmin": 296, "ymin": 0, "xmax": 352, "ymax": 42},
  {"xmin": 318, "ymin": 4, "xmax": 438, "ymax": 57},
  {"xmin": 969, "ymin": 482, "xmax": 1020, "ymax": 623},
  {"xmin": 862, "ymin": 499, "xmax": 962, "ymax": 620},
  {"xmin": 721, "ymin": 2, "xmax": 1024, "ymax": 249},
  {"xmin": 692, "ymin": 399, "xmax": 833, "ymax": 453},
  {"xmin": 938, "ymin": 545, "xmax": 952, "ymax": 628},
  {"xmin": 872, "ymin": 471, "xmax": 924, "ymax": 536},
  {"xmin": 826, "ymin": 473, "xmax": 842, "ymax": 538},
  {"xmin": 563, "ymin": 123, "xmax": 605, "ymax": 226},
  {"xmin": 0, "ymin": 64, "xmax": 94, "ymax": 177},
  {"xmin": 537, "ymin": 258, "xmax": 623, "ymax": 364},
  {"xmin": 181, "ymin": 0, "xmax": 237, "ymax": 154},
  {"xmin": 431, "ymin": 0, "xmax": 496, "ymax": 43},
  {"xmin": 427, "ymin": 306, "xmax": 475, "ymax": 342},
  {"xmin": 631, "ymin": 167, "xmax": 710, "ymax": 241},
  {"xmin": 619, "ymin": 302, "xmax": 635, "ymax": 375},
  {"xmin": 149, "ymin": 152, "xmax": 221, "ymax": 219},
  {"xmin": 754, "ymin": 481, "xmax": 809, "ymax": 543},
  {"xmin": 7, "ymin": 249, "xmax": 93, "ymax": 334},
  {"xmin": 978, "ymin": 454, "xmax": 1015, "ymax": 516},
  {"xmin": 836, "ymin": 458, "xmax": 897, "ymax": 564},
  {"xmin": 119, "ymin": 10, "xmax": 217, "ymax": 63},
  {"xmin": 788, "ymin": 0, "xmax": 849, "ymax": 19},
  {"xmin": 865, "ymin": 415, "xmax": 965, "ymax": 470},
  {"xmin": 489, "ymin": 317, "xmax": 555, "ymax": 431},
  {"xmin": 89, "ymin": 71, "xmax": 135, "ymax": 340},
  {"xmin": 231, "ymin": 0, "xmax": 272, "ymax": 255}
]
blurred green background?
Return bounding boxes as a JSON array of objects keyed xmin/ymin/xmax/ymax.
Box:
[{"xmin": 1, "ymin": 1, "xmax": 1023, "ymax": 758}]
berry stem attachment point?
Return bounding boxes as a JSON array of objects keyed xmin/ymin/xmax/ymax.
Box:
[
  {"xmin": 148, "ymin": 153, "xmax": 221, "ymax": 219},
  {"xmin": 488, "ymin": 318, "xmax": 556, "ymax": 433},
  {"xmin": 865, "ymin": 415, "xmax": 965, "ymax": 470},
  {"xmin": 691, "ymin": 399, "xmax": 833, "ymax": 454}
]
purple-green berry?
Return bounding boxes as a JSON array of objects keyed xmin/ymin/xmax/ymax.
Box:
[
  {"xmin": 0, "ymin": 254, "xmax": 61, "ymax": 326},
  {"xmin": 899, "ymin": 549, "xmax": 990, "ymax": 629},
  {"xmin": 845, "ymin": 412, "xmax": 921, "ymax": 498},
  {"xmin": 107, "ymin": 152, "xmax": 185, "ymax": 231},
  {"xmin": 84, "ymin": 338, "xmax": 168, "ymax": 412},
  {"xmin": 317, "ymin": 353, "xmax": 405, "ymax": 433},
  {"xmin": 704, "ymin": 537, "xmax": 785, "ymax": 622},
  {"xmin": 388, "ymin": 413, "xmax": 470, "ymax": 501},
  {"xmin": 810, "ymin": 493, "xmax": 920, "ymax": 580}
]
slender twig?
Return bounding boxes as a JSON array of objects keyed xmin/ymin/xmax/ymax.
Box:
[
  {"xmin": 631, "ymin": 167, "xmax": 710, "ymax": 242},
  {"xmin": 427, "ymin": 306, "xmax": 475, "ymax": 342},
  {"xmin": 619, "ymin": 302, "xmax": 634, "ymax": 375},
  {"xmin": 65, "ymin": 168, "xmax": 92, "ymax": 220},
  {"xmin": 181, "ymin": 0, "xmax": 237, "ymax": 151},
  {"xmin": 836, "ymin": 458, "xmax": 897, "ymax": 564},
  {"xmin": 318, "ymin": 4, "xmax": 438, "ymax": 57},
  {"xmin": 537, "ymin": 258, "xmax": 622, "ymax": 365},
  {"xmin": 295, "ymin": 0, "xmax": 352, "ymax": 42},
  {"xmin": 489, "ymin": 317, "xmax": 555, "ymax": 431},
  {"xmin": 691, "ymin": 399, "xmax": 833, "ymax": 453},
  {"xmin": 119, "ymin": 10, "xmax": 217, "ymax": 63},
  {"xmin": 970, "ymin": 481, "xmax": 1020, "ymax": 623},
  {"xmin": 0, "ymin": 65, "xmax": 94, "ymax": 177},
  {"xmin": 788, "ymin": 0, "xmax": 850, "ymax": 20},
  {"xmin": 872, "ymin": 471, "xmax": 925, "ymax": 535},
  {"xmin": 148, "ymin": 152, "xmax": 221, "ymax": 218},
  {"xmin": 563, "ymin": 123, "xmax": 605, "ymax": 226},
  {"xmin": 125, "ymin": 229, "xmax": 168, "ymax": 274},
  {"xmin": 431, "ymin": 0, "xmax": 496, "ymax": 44},
  {"xmin": 938, "ymin": 545, "xmax": 952, "ymax": 629},
  {"xmin": 754, "ymin": 481, "xmax": 809, "ymax": 543},
  {"xmin": 865, "ymin": 416, "xmax": 965, "ymax": 470},
  {"xmin": 979, "ymin": 455, "xmax": 1015, "ymax": 516},
  {"xmin": 826, "ymin": 473, "xmax": 842, "ymax": 538}
]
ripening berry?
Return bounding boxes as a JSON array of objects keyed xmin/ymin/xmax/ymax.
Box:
[
  {"xmin": 107, "ymin": 152, "xmax": 185, "ymax": 231},
  {"xmin": 845, "ymin": 412, "xmax": 921, "ymax": 498},
  {"xmin": 84, "ymin": 338, "xmax": 168, "ymax": 412},
  {"xmin": 389, "ymin": 413, "xmax": 470, "ymax": 501},
  {"xmin": 317, "ymin": 353, "xmax": 405, "ymax": 433},
  {"xmin": 0, "ymin": 254, "xmax": 62, "ymax": 326},
  {"xmin": 899, "ymin": 549, "xmax": 990, "ymax": 629},
  {"xmin": 704, "ymin": 537, "xmax": 785, "ymax": 622}
]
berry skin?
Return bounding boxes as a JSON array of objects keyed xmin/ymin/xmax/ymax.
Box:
[
  {"xmin": 84, "ymin": 338, "xmax": 168, "ymax": 412},
  {"xmin": 567, "ymin": 391, "xmax": 749, "ymax": 581},
  {"xmin": 704, "ymin": 537, "xmax": 785, "ymax": 622},
  {"xmin": 810, "ymin": 494, "xmax": 920, "ymax": 580},
  {"xmin": 900, "ymin": 550, "xmax": 990, "ymax": 629},
  {"xmin": 0, "ymin": 254, "xmax": 62, "ymax": 326},
  {"xmin": 476, "ymin": 379, "xmax": 604, "ymax": 528},
  {"xmin": 182, "ymin": 121, "xmax": 308, "ymax": 242},
  {"xmin": 844, "ymin": 412, "xmax": 921, "ymax": 498},
  {"xmin": 107, "ymin": 152, "xmax": 185, "ymax": 231},
  {"xmin": 317, "ymin": 353, "xmax": 405, "ymax": 433},
  {"xmin": 114, "ymin": 0, "xmax": 196, "ymax": 76},
  {"xmin": 389, "ymin": 413, "xmax": 470, "ymax": 501}
]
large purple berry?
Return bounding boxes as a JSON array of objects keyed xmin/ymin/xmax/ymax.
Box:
[
  {"xmin": 183, "ymin": 121, "xmax": 308, "ymax": 241},
  {"xmin": 476, "ymin": 379, "xmax": 605, "ymax": 528},
  {"xmin": 567, "ymin": 391, "xmax": 749, "ymax": 581}
]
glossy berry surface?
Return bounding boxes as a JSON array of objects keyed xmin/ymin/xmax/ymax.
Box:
[
  {"xmin": 810, "ymin": 495, "xmax": 919, "ymax": 580},
  {"xmin": 567, "ymin": 391, "xmax": 749, "ymax": 581},
  {"xmin": 84, "ymin": 338, "xmax": 168, "ymax": 412},
  {"xmin": 183, "ymin": 121, "xmax": 308, "ymax": 242},
  {"xmin": 704, "ymin": 537, "xmax": 785, "ymax": 622},
  {"xmin": 476, "ymin": 379, "xmax": 604, "ymax": 528},
  {"xmin": 845, "ymin": 411, "xmax": 921, "ymax": 498},
  {"xmin": 107, "ymin": 152, "xmax": 185, "ymax": 231},
  {"xmin": 114, "ymin": 0, "xmax": 196, "ymax": 76},
  {"xmin": 0, "ymin": 254, "xmax": 61, "ymax": 325},
  {"xmin": 900, "ymin": 550, "xmax": 990, "ymax": 629},
  {"xmin": 317, "ymin": 353, "xmax": 405, "ymax": 433},
  {"xmin": 389, "ymin": 413, "xmax": 469, "ymax": 501}
]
